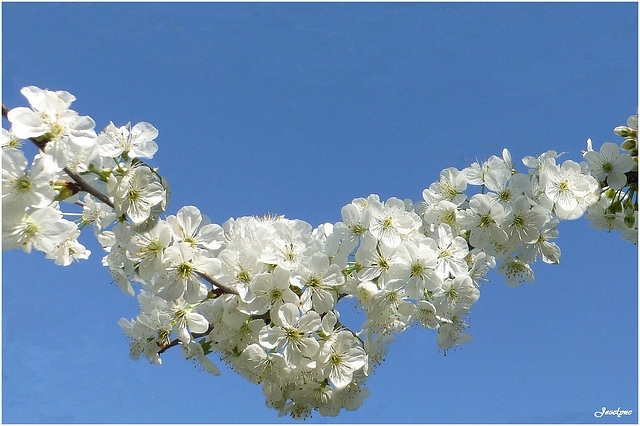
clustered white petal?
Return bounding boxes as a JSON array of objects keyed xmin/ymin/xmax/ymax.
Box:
[{"xmin": 3, "ymin": 86, "xmax": 637, "ymax": 419}]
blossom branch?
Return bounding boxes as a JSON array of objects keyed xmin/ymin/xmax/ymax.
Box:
[
  {"xmin": 2, "ymin": 103, "xmax": 115, "ymax": 209},
  {"xmin": 4, "ymin": 86, "xmax": 637, "ymax": 419}
]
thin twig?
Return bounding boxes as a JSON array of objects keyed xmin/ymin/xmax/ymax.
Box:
[
  {"xmin": 157, "ymin": 311, "xmax": 271, "ymax": 355},
  {"xmin": 62, "ymin": 166, "xmax": 114, "ymax": 208},
  {"xmin": 195, "ymin": 270, "xmax": 239, "ymax": 296},
  {"xmin": 158, "ymin": 328, "xmax": 212, "ymax": 354}
]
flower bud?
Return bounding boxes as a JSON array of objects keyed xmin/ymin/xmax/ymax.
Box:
[
  {"xmin": 608, "ymin": 200, "xmax": 623, "ymax": 214},
  {"xmin": 621, "ymin": 138, "xmax": 637, "ymax": 152},
  {"xmin": 604, "ymin": 188, "xmax": 618, "ymax": 199},
  {"xmin": 356, "ymin": 281, "xmax": 379, "ymax": 301},
  {"xmin": 53, "ymin": 179, "xmax": 79, "ymax": 201},
  {"xmin": 614, "ymin": 126, "xmax": 636, "ymax": 138},
  {"xmin": 624, "ymin": 213, "xmax": 636, "ymax": 228}
]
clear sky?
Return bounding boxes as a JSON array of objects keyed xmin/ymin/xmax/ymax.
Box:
[{"xmin": 2, "ymin": 2, "xmax": 638, "ymax": 423}]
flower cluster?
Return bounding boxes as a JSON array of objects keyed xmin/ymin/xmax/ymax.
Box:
[
  {"xmin": 583, "ymin": 114, "xmax": 638, "ymax": 242},
  {"xmin": 3, "ymin": 87, "xmax": 168, "ymax": 268},
  {"xmin": 2, "ymin": 86, "xmax": 637, "ymax": 419}
]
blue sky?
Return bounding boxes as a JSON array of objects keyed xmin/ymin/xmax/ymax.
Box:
[{"xmin": 2, "ymin": 2, "xmax": 638, "ymax": 423}]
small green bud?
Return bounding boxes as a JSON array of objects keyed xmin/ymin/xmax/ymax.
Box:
[
  {"xmin": 624, "ymin": 214, "xmax": 635, "ymax": 228},
  {"xmin": 53, "ymin": 180, "xmax": 79, "ymax": 201},
  {"xmin": 55, "ymin": 187, "xmax": 75, "ymax": 201},
  {"xmin": 199, "ymin": 338, "xmax": 213, "ymax": 356},
  {"xmin": 621, "ymin": 138, "xmax": 637, "ymax": 152},
  {"xmin": 608, "ymin": 201, "xmax": 623, "ymax": 214},
  {"xmin": 614, "ymin": 126, "xmax": 636, "ymax": 138},
  {"xmin": 623, "ymin": 199, "xmax": 635, "ymax": 212},
  {"xmin": 604, "ymin": 188, "xmax": 617, "ymax": 199}
]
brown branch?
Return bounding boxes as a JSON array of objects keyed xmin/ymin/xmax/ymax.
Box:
[
  {"xmin": 62, "ymin": 166, "xmax": 115, "ymax": 208},
  {"xmin": 196, "ymin": 270, "xmax": 239, "ymax": 296},
  {"xmin": 158, "ymin": 328, "xmax": 212, "ymax": 354}
]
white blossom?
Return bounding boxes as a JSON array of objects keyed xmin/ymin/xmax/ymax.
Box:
[
  {"xmin": 113, "ymin": 166, "xmax": 165, "ymax": 225},
  {"xmin": 583, "ymin": 142, "xmax": 634, "ymax": 189},
  {"xmin": 259, "ymin": 303, "xmax": 321, "ymax": 365},
  {"xmin": 3, "ymin": 206, "xmax": 77, "ymax": 255},
  {"xmin": 7, "ymin": 86, "xmax": 97, "ymax": 168},
  {"xmin": 319, "ymin": 331, "xmax": 367, "ymax": 389},
  {"xmin": 98, "ymin": 121, "xmax": 159, "ymax": 159}
]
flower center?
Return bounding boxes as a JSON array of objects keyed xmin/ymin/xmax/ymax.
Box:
[
  {"xmin": 285, "ymin": 328, "xmax": 301, "ymax": 342},
  {"xmin": 350, "ymin": 224, "xmax": 366, "ymax": 236},
  {"xmin": 499, "ymin": 189, "xmax": 511, "ymax": 202},
  {"xmin": 128, "ymin": 188, "xmax": 140, "ymax": 202},
  {"xmin": 16, "ymin": 176, "xmax": 32, "ymax": 192},
  {"xmin": 24, "ymin": 222, "xmax": 39, "ymax": 238},
  {"xmin": 6, "ymin": 137, "xmax": 21, "ymax": 148},
  {"xmin": 442, "ymin": 184, "xmax": 460, "ymax": 200},
  {"xmin": 143, "ymin": 240, "xmax": 162, "ymax": 256},
  {"xmin": 236, "ymin": 270, "xmax": 251, "ymax": 283},
  {"xmin": 378, "ymin": 256, "xmax": 389, "ymax": 270},
  {"xmin": 411, "ymin": 263, "xmax": 425, "ymax": 278},
  {"xmin": 446, "ymin": 287, "xmax": 459, "ymax": 302},
  {"xmin": 306, "ymin": 276, "xmax": 322, "ymax": 287},
  {"xmin": 439, "ymin": 248, "xmax": 451, "ymax": 260},
  {"xmin": 557, "ymin": 180, "xmax": 570, "ymax": 193},
  {"xmin": 269, "ymin": 288, "xmax": 283, "ymax": 300},
  {"xmin": 479, "ymin": 214, "xmax": 494, "ymax": 228},
  {"xmin": 175, "ymin": 309, "xmax": 188, "ymax": 326},
  {"xmin": 442, "ymin": 210, "xmax": 457, "ymax": 226},
  {"xmin": 157, "ymin": 329, "xmax": 171, "ymax": 346},
  {"xmin": 177, "ymin": 262, "xmax": 193, "ymax": 279},
  {"xmin": 330, "ymin": 353, "xmax": 342, "ymax": 366},
  {"xmin": 285, "ymin": 243, "xmax": 296, "ymax": 262},
  {"xmin": 40, "ymin": 122, "xmax": 65, "ymax": 141},
  {"xmin": 385, "ymin": 290, "xmax": 400, "ymax": 307}
]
